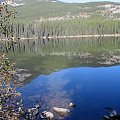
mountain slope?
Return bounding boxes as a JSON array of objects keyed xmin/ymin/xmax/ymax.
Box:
[{"xmin": 13, "ymin": 0, "xmax": 120, "ymax": 20}]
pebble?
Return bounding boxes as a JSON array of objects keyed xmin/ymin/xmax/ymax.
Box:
[{"xmin": 69, "ymin": 102, "xmax": 76, "ymax": 108}]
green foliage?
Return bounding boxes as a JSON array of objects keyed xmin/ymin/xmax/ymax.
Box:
[
  {"xmin": 0, "ymin": 54, "xmax": 21, "ymax": 120},
  {"xmin": 13, "ymin": 0, "xmax": 120, "ymax": 37},
  {"xmin": 1, "ymin": 1, "xmax": 119, "ymax": 38},
  {"xmin": 15, "ymin": 1, "xmax": 120, "ymax": 20},
  {"xmin": 0, "ymin": 54, "xmax": 15, "ymax": 83},
  {"xmin": 12, "ymin": 18, "xmax": 120, "ymax": 38},
  {"xmin": 0, "ymin": 2, "xmax": 22, "ymax": 120},
  {"xmin": 0, "ymin": 2, "xmax": 16, "ymax": 38}
]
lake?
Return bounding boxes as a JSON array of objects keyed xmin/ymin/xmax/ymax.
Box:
[{"xmin": 1, "ymin": 37, "xmax": 120, "ymax": 120}]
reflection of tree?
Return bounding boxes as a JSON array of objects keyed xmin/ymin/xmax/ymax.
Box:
[
  {"xmin": 3, "ymin": 37, "xmax": 120, "ymax": 56},
  {"xmin": 5, "ymin": 37, "xmax": 120, "ymax": 70},
  {"xmin": 44, "ymin": 76, "xmax": 71, "ymax": 111}
]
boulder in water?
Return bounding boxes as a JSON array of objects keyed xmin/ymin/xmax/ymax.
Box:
[
  {"xmin": 69, "ymin": 102, "xmax": 76, "ymax": 108},
  {"xmin": 40, "ymin": 111, "xmax": 54, "ymax": 120},
  {"xmin": 53, "ymin": 107, "xmax": 70, "ymax": 115}
]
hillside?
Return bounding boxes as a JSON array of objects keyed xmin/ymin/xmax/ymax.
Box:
[
  {"xmin": 1, "ymin": 0, "xmax": 120, "ymax": 38},
  {"xmin": 8, "ymin": 0, "xmax": 120, "ymax": 21}
]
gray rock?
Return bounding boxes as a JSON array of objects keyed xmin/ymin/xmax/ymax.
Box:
[
  {"xmin": 13, "ymin": 68, "xmax": 32, "ymax": 82},
  {"xmin": 41, "ymin": 111, "xmax": 54, "ymax": 120},
  {"xmin": 53, "ymin": 107, "xmax": 70, "ymax": 115}
]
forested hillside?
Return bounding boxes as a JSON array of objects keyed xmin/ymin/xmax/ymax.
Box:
[
  {"xmin": 1, "ymin": 0, "xmax": 120, "ymax": 38},
  {"xmin": 12, "ymin": 0, "xmax": 120, "ymax": 20}
]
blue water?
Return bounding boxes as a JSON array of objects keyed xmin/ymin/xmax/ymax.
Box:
[{"xmin": 17, "ymin": 65, "xmax": 120, "ymax": 120}]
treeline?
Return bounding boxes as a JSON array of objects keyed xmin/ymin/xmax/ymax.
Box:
[
  {"xmin": 3, "ymin": 18, "xmax": 120, "ymax": 38},
  {"xmin": 4, "ymin": 36, "xmax": 120, "ymax": 55}
]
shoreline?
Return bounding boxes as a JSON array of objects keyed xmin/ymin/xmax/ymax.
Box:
[
  {"xmin": 47, "ymin": 34, "xmax": 120, "ymax": 39},
  {"xmin": 0, "ymin": 34, "xmax": 120, "ymax": 41}
]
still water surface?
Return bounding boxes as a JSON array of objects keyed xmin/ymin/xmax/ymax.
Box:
[{"xmin": 1, "ymin": 37, "xmax": 120, "ymax": 120}]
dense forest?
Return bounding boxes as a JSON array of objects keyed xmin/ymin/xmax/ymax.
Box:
[
  {"xmin": 1, "ymin": 0, "xmax": 120, "ymax": 38},
  {"xmin": 7, "ymin": 18, "xmax": 120, "ymax": 38}
]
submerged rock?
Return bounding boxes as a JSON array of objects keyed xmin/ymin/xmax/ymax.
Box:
[
  {"xmin": 103, "ymin": 115, "xmax": 120, "ymax": 120},
  {"xmin": 103, "ymin": 115, "xmax": 111, "ymax": 120},
  {"xmin": 27, "ymin": 104, "xmax": 40, "ymax": 119},
  {"xmin": 53, "ymin": 107, "xmax": 70, "ymax": 115},
  {"xmin": 110, "ymin": 110, "xmax": 117, "ymax": 117},
  {"xmin": 18, "ymin": 107, "xmax": 26, "ymax": 116},
  {"xmin": 13, "ymin": 68, "xmax": 32, "ymax": 82},
  {"xmin": 69, "ymin": 102, "xmax": 76, "ymax": 108},
  {"xmin": 103, "ymin": 108, "xmax": 120, "ymax": 120},
  {"xmin": 15, "ymin": 73, "xmax": 32, "ymax": 82},
  {"xmin": 40, "ymin": 111, "xmax": 54, "ymax": 120}
]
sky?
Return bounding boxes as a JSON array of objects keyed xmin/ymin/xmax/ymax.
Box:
[{"xmin": 60, "ymin": 0, "xmax": 120, "ymax": 3}]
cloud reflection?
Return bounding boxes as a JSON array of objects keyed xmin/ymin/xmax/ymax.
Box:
[
  {"xmin": 18, "ymin": 70, "xmax": 73, "ymax": 112},
  {"xmin": 42, "ymin": 70, "xmax": 72, "ymax": 111}
]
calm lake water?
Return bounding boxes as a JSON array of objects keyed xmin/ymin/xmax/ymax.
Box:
[{"xmin": 1, "ymin": 37, "xmax": 120, "ymax": 120}]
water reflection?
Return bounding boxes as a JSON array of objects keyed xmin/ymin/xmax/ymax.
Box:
[
  {"xmin": 18, "ymin": 71, "xmax": 71, "ymax": 111},
  {"xmin": 1, "ymin": 37, "xmax": 120, "ymax": 85},
  {"xmin": 1, "ymin": 37, "xmax": 120, "ymax": 56},
  {"xmin": 17, "ymin": 65, "xmax": 120, "ymax": 120},
  {"xmin": 4, "ymin": 37, "xmax": 120, "ymax": 66}
]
